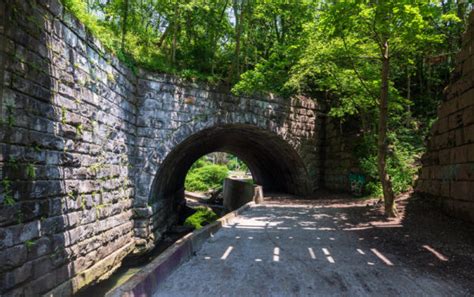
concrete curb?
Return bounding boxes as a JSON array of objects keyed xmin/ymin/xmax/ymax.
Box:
[{"xmin": 106, "ymin": 202, "xmax": 254, "ymax": 297}]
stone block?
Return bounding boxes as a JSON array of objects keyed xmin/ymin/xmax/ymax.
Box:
[
  {"xmin": 463, "ymin": 105, "xmax": 474, "ymax": 126},
  {"xmin": 448, "ymin": 112, "xmax": 464, "ymax": 130},
  {"xmin": 468, "ymin": 143, "xmax": 474, "ymax": 162},
  {"xmin": 427, "ymin": 180, "xmax": 441, "ymax": 197},
  {"xmin": 437, "ymin": 117, "xmax": 449, "ymax": 134},
  {"xmin": 450, "ymin": 181, "xmax": 474, "ymax": 201},
  {"xmin": 22, "ymin": 263, "xmax": 73, "ymax": 296},
  {"xmin": 38, "ymin": 0, "xmax": 63, "ymax": 17},
  {"xmin": 0, "ymin": 244, "xmax": 27, "ymax": 272},
  {"xmin": 19, "ymin": 220, "xmax": 41, "ymax": 242},
  {"xmin": 440, "ymin": 181, "xmax": 450, "ymax": 197},
  {"xmin": 465, "ymin": 124, "xmax": 474, "ymax": 143},
  {"xmin": 455, "ymin": 128, "xmax": 466, "ymax": 146},
  {"xmin": 0, "ymin": 261, "xmax": 32, "ymax": 291},
  {"xmin": 438, "ymin": 149, "xmax": 452, "ymax": 165},
  {"xmin": 450, "ymin": 145, "xmax": 469, "ymax": 164}
]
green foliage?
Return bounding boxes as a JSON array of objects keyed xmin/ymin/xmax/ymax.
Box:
[
  {"xmin": 6, "ymin": 104, "xmax": 15, "ymax": 127},
  {"xmin": 26, "ymin": 163, "xmax": 36, "ymax": 179},
  {"xmin": 226, "ymin": 155, "xmax": 248, "ymax": 172},
  {"xmin": 184, "ymin": 207, "xmax": 218, "ymax": 230},
  {"xmin": 75, "ymin": 123, "xmax": 84, "ymax": 136},
  {"xmin": 80, "ymin": 194, "xmax": 86, "ymax": 210},
  {"xmin": 185, "ymin": 154, "xmax": 250, "ymax": 192},
  {"xmin": 25, "ymin": 240, "xmax": 36, "ymax": 250},
  {"xmin": 61, "ymin": 107, "xmax": 67, "ymax": 125},
  {"xmin": 62, "ymin": 0, "xmax": 120, "ymax": 51},
  {"xmin": 189, "ymin": 157, "xmax": 211, "ymax": 171},
  {"xmin": 356, "ymin": 132, "xmax": 419, "ymax": 197},
  {"xmin": 89, "ymin": 162, "xmax": 103, "ymax": 175},
  {"xmin": 62, "ymin": 0, "xmax": 321, "ymax": 85},
  {"xmin": 33, "ymin": 144, "xmax": 42, "ymax": 153},
  {"xmin": 185, "ymin": 163, "xmax": 228, "ymax": 192},
  {"xmin": 283, "ymin": 1, "xmax": 469, "ymax": 199},
  {"xmin": 1, "ymin": 102, "xmax": 16, "ymax": 127},
  {"xmin": 7, "ymin": 156, "xmax": 19, "ymax": 170},
  {"xmin": 1, "ymin": 178, "xmax": 15, "ymax": 206}
]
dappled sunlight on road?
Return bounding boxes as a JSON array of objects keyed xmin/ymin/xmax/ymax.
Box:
[
  {"xmin": 154, "ymin": 200, "xmax": 472, "ymax": 297},
  {"xmin": 213, "ymin": 203, "xmax": 454, "ymax": 269}
]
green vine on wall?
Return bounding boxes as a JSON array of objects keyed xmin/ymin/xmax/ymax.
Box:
[
  {"xmin": 0, "ymin": 102, "xmax": 16, "ymax": 127},
  {"xmin": 26, "ymin": 163, "xmax": 36, "ymax": 179},
  {"xmin": 1, "ymin": 178, "xmax": 15, "ymax": 206}
]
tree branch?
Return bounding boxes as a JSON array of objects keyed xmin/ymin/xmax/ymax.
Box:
[{"xmin": 341, "ymin": 34, "xmax": 380, "ymax": 103}]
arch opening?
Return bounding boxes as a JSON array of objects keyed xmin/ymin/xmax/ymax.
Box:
[
  {"xmin": 184, "ymin": 152, "xmax": 252, "ymax": 193},
  {"xmin": 150, "ymin": 124, "xmax": 311, "ymax": 206}
]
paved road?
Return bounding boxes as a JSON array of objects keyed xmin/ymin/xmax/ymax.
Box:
[{"xmin": 154, "ymin": 203, "xmax": 467, "ymax": 297}]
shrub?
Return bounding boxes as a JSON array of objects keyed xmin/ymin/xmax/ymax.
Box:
[
  {"xmin": 185, "ymin": 163, "xmax": 228, "ymax": 192},
  {"xmin": 184, "ymin": 207, "xmax": 218, "ymax": 230},
  {"xmin": 356, "ymin": 132, "xmax": 419, "ymax": 197}
]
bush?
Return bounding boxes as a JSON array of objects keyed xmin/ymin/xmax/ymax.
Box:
[
  {"xmin": 185, "ymin": 163, "xmax": 228, "ymax": 192},
  {"xmin": 184, "ymin": 207, "xmax": 218, "ymax": 230},
  {"xmin": 356, "ymin": 132, "xmax": 419, "ymax": 197}
]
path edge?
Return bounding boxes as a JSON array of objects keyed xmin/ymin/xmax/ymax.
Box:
[{"xmin": 105, "ymin": 202, "xmax": 255, "ymax": 297}]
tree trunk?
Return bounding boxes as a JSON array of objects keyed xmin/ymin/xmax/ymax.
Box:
[
  {"xmin": 378, "ymin": 40, "xmax": 397, "ymax": 218},
  {"xmin": 156, "ymin": 25, "xmax": 170, "ymax": 48},
  {"xmin": 456, "ymin": 0, "xmax": 467, "ymax": 47},
  {"xmin": 406, "ymin": 67, "xmax": 411, "ymax": 120},
  {"xmin": 171, "ymin": 5, "xmax": 180, "ymax": 64},
  {"xmin": 121, "ymin": 0, "xmax": 129, "ymax": 51},
  {"xmin": 211, "ymin": 0, "xmax": 229, "ymax": 75},
  {"xmin": 231, "ymin": 0, "xmax": 245, "ymax": 83}
]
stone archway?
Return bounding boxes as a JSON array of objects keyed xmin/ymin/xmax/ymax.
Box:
[
  {"xmin": 132, "ymin": 77, "xmax": 322, "ymax": 253},
  {"xmin": 151, "ymin": 124, "xmax": 311, "ymax": 203},
  {"xmin": 134, "ymin": 124, "xmax": 312, "ymax": 251}
]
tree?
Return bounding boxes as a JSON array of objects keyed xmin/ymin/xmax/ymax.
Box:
[{"xmin": 302, "ymin": 1, "xmax": 453, "ymax": 217}]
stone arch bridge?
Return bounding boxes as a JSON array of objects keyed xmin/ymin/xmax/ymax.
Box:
[{"xmin": 133, "ymin": 76, "xmax": 322, "ymax": 251}]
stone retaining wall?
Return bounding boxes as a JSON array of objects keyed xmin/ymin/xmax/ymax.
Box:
[
  {"xmin": 415, "ymin": 10, "xmax": 474, "ymax": 222},
  {"xmin": 0, "ymin": 0, "xmax": 137, "ymax": 295}
]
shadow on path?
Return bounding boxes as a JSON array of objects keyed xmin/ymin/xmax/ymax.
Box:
[{"xmin": 154, "ymin": 193, "xmax": 474, "ymax": 296}]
